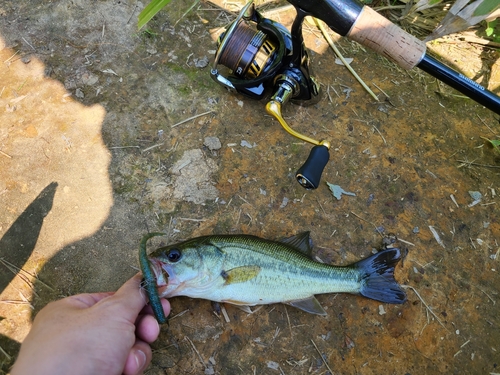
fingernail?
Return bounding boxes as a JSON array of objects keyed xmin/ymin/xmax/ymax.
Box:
[
  {"xmin": 154, "ymin": 318, "xmax": 160, "ymax": 336},
  {"xmin": 135, "ymin": 349, "xmax": 147, "ymax": 370}
]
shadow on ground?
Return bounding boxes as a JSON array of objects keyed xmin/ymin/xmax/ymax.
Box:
[{"xmin": 0, "ymin": 182, "xmax": 57, "ymax": 370}]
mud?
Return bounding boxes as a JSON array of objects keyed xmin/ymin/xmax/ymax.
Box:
[{"xmin": 1, "ymin": 0, "xmax": 499, "ymax": 374}]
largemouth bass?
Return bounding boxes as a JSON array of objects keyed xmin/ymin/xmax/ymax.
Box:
[{"xmin": 147, "ymin": 232, "xmax": 406, "ymax": 315}]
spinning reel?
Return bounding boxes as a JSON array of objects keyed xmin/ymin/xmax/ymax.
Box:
[
  {"xmin": 211, "ymin": 1, "xmax": 330, "ymax": 189},
  {"xmin": 211, "ymin": 0, "xmax": 500, "ymax": 189}
]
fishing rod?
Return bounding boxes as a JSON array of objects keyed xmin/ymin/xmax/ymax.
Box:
[{"xmin": 210, "ymin": 0, "xmax": 500, "ymax": 190}]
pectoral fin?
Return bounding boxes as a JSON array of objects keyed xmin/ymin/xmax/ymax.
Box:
[
  {"xmin": 221, "ymin": 265, "xmax": 261, "ymax": 285},
  {"xmin": 287, "ymin": 296, "xmax": 327, "ymax": 315}
]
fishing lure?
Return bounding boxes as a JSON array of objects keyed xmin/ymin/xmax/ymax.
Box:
[{"xmin": 139, "ymin": 232, "xmax": 167, "ymax": 324}]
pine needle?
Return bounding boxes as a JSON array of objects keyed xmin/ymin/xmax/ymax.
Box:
[
  {"xmin": 174, "ymin": 0, "xmax": 200, "ymax": 28},
  {"xmin": 0, "ymin": 345, "xmax": 11, "ymax": 361},
  {"xmin": 0, "ymin": 258, "xmax": 54, "ymax": 292},
  {"xmin": 402, "ymin": 284, "xmax": 449, "ymax": 332},
  {"xmin": 311, "ymin": 339, "xmax": 334, "ymax": 374},
  {"xmin": 171, "ymin": 110, "xmax": 214, "ymax": 128}
]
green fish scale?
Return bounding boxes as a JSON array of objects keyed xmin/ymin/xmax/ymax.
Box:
[{"xmin": 203, "ymin": 235, "xmax": 361, "ymax": 296}]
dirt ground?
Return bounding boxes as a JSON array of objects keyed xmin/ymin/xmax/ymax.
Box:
[{"xmin": 1, "ymin": 0, "xmax": 499, "ymax": 374}]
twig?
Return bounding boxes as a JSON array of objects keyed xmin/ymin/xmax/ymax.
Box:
[
  {"xmin": 171, "ymin": 110, "xmax": 214, "ymax": 128},
  {"xmin": 316, "ymin": 197, "xmax": 327, "ymax": 216},
  {"xmin": 471, "ymin": 284, "xmax": 496, "ymax": 304},
  {"xmin": 169, "ymin": 309, "xmax": 189, "ymax": 321},
  {"xmin": 0, "ymin": 150, "xmax": 12, "ymax": 158},
  {"xmin": 185, "ymin": 336, "xmax": 207, "ymax": 369},
  {"xmin": 22, "ymin": 37, "xmax": 36, "ymax": 51},
  {"xmin": 457, "ymin": 158, "xmax": 478, "ymax": 169},
  {"xmin": 127, "ymin": 0, "xmax": 139, "ymax": 24},
  {"xmin": 494, "ymin": 247, "xmax": 500, "ymax": 261},
  {"xmin": 237, "ymin": 194, "xmax": 254, "ymax": 207},
  {"xmin": 0, "ymin": 345, "xmax": 11, "ymax": 361},
  {"xmin": 350, "ymin": 211, "xmax": 384, "ymax": 238},
  {"xmin": 14, "ymin": 286, "xmax": 33, "ymax": 306},
  {"xmin": 372, "ymin": 82, "xmax": 390, "ymax": 99},
  {"xmin": 398, "ymin": 238, "xmax": 415, "ymax": 246},
  {"xmin": 371, "ymin": 123, "xmax": 387, "ymax": 145},
  {"xmin": 141, "ymin": 143, "xmax": 164, "ymax": 153},
  {"xmin": 330, "ymin": 85, "xmax": 340, "ymax": 98},
  {"xmin": 4, "ymin": 50, "xmax": 20, "ymax": 63},
  {"xmin": 0, "ymin": 300, "xmax": 32, "ymax": 306},
  {"xmin": 402, "ymin": 285, "xmax": 448, "ymax": 332},
  {"xmin": 109, "ymin": 145, "xmax": 140, "ymax": 150},
  {"xmin": 326, "ymin": 85, "xmax": 332, "ymax": 103},
  {"xmin": 457, "ymin": 160, "xmax": 500, "ymax": 169},
  {"xmin": 174, "ymin": 0, "xmax": 200, "ymax": 28},
  {"xmin": 460, "ymin": 34, "xmax": 500, "ymax": 48},
  {"xmin": 311, "ymin": 339, "xmax": 334, "ymax": 375},
  {"xmin": 470, "ymin": 237, "xmax": 477, "ymax": 250},
  {"xmin": 314, "ymin": 18, "xmax": 378, "ymax": 101},
  {"xmin": 429, "ymin": 226, "xmax": 445, "ymax": 248},
  {"xmin": 220, "ymin": 304, "xmax": 230, "ymax": 323},
  {"xmin": 0, "ymin": 258, "xmax": 54, "ymax": 291},
  {"xmin": 481, "ymin": 202, "xmax": 497, "ymax": 206},
  {"xmin": 284, "ymin": 306, "xmax": 293, "ymax": 338},
  {"xmin": 477, "ymin": 115, "xmax": 495, "ymax": 134}
]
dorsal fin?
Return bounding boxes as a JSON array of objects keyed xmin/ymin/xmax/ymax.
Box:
[{"xmin": 279, "ymin": 232, "xmax": 313, "ymax": 256}]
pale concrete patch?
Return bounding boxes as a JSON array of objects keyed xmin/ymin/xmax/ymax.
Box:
[{"xmin": 171, "ymin": 149, "xmax": 219, "ymax": 204}]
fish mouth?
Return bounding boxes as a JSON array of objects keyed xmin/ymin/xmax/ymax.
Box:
[{"xmin": 149, "ymin": 258, "xmax": 176, "ymax": 297}]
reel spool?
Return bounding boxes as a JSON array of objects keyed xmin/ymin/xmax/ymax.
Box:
[
  {"xmin": 217, "ymin": 20, "xmax": 277, "ymax": 79},
  {"xmin": 211, "ymin": 1, "xmax": 288, "ymax": 100},
  {"xmin": 211, "ymin": 1, "xmax": 331, "ymax": 189}
]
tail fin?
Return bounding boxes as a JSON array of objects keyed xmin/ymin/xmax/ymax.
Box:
[{"xmin": 354, "ymin": 248, "xmax": 406, "ymax": 304}]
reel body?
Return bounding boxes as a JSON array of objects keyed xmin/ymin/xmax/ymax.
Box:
[{"xmin": 211, "ymin": 1, "xmax": 330, "ymax": 189}]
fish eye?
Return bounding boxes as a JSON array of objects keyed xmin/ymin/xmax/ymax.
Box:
[{"xmin": 166, "ymin": 248, "xmax": 182, "ymax": 263}]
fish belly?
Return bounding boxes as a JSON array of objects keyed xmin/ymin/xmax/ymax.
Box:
[{"xmin": 203, "ymin": 267, "xmax": 361, "ymax": 305}]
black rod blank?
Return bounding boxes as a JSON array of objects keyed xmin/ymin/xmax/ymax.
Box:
[{"xmin": 418, "ymin": 54, "xmax": 500, "ymax": 115}]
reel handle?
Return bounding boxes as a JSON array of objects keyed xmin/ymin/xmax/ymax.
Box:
[
  {"xmin": 296, "ymin": 145, "xmax": 330, "ymax": 189},
  {"xmin": 266, "ymin": 98, "xmax": 331, "ymax": 189}
]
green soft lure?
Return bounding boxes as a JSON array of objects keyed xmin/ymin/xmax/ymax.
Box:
[{"xmin": 139, "ymin": 232, "xmax": 167, "ymax": 324}]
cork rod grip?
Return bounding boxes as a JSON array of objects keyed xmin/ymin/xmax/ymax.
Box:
[{"xmin": 347, "ymin": 6, "xmax": 426, "ymax": 70}]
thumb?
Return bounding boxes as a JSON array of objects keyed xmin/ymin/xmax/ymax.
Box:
[{"xmin": 108, "ymin": 273, "xmax": 148, "ymax": 320}]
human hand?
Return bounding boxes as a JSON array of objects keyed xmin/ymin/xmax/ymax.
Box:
[{"xmin": 11, "ymin": 274, "xmax": 170, "ymax": 375}]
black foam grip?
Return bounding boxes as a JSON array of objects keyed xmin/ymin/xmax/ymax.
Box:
[
  {"xmin": 295, "ymin": 145, "xmax": 330, "ymax": 189},
  {"xmin": 286, "ymin": 0, "xmax": 363, "ymax": 36}
]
